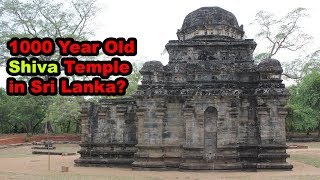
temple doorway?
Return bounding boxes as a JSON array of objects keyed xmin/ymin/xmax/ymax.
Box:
[{"xmin": 204, "ymin": 107, "xmax": 217, "ymax": 162}]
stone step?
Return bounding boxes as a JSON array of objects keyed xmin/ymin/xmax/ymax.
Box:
[
  {"xmin": 78, "ymin": 150, "xmax": 136, "ymax": 155},
  {"xmin": 258, "ymin": 153, "xmax": 290, "ymax": 159},
  {"xmin": 131, "ymin": 161, "xmax": 166, "ymax": 169},
  {"xmin": 257, "ymin": 162, "xmax": 293, "ymax": 170},
  {"xmin": 179, "ymin": 163, "xmax": 214, "ymax": 170},
  {"xmin": 74, "ymin": 158, "xmax": 133, "ymax": 167},
  {"xmin": 214, "ymin": 163, "xmax": 242, "ymax": 170}
]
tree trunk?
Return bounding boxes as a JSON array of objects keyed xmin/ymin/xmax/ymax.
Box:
[
  {"xmin": 46, "ymin": 121, "xmax": 54, "ymax": 133},
  {"xmin": 75, "ymin": 118, "xmax": 81, "ymax": 133},
  {"xmin": 32, "ymin": 120, "xmax": 44, "ymax": 134},
  {"xmin": 66, "ymin": 121, "xmax": 71, "ymax": 133},
  {"xmin": 13, "ymin": 124, "xmax": 18, "ymax": 133}
]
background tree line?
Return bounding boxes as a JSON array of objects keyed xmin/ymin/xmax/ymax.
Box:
[
  {"xmin": 254, "ymin": 7, "xmax": 320, "ymax": 136},
  {"xmin": 0, "ymin": 0, "xmax": 319, "ymax": 136},
  {"xmin": 0, "ymin": 91, "xmax": 80, "ymax": 134},
  {"xmin": 0, "ymin": 0, "xmax": 141, "ymax": 134},
  {"xmin": 0, "ymin": 66, "xmax": 141, "ymax": 134}
]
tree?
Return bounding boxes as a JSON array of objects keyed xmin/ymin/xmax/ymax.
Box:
[
  {"xmin": 0, "ymin": 93, "xmax": 50, "ymax": 134},
  {"xmin": 254, "ymin": 7, "xmax": 312, "ymax": 61},
  {"xmin": 0, "ymin": 89, "xmax": 83, "ymax": 134},
  {"xmin": 0, "ymin": 0, "xmax": 98, "ymax": 65},
  {"xmin": 0, "ymin": 88, "xmax": 13, "ymax": 133},
  {"xmin": 94, "ymin": 62, "xmax": 142, "ymax": 100},
  {"xmin": 282, "ymin": 49, "xmax": 320, "ymax": 82},
  {"xmin": 44, "ymin": 96, "xmax": 81, "ymax": 133},
  {"xmin": 0, "ymin": 0, "xmax": 98, "ymax": 133},
  {"xmin": 124, "ymin": 62, "xmax": 142, "ymax": 97},
  {"xmin": 286, "ymin": 71, "xmax": 320, "ymax": 136}
]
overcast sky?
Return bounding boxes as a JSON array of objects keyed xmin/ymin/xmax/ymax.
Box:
[{"xmin": 1, "ymin": 0, "xmax": 319, "ymax": 88}]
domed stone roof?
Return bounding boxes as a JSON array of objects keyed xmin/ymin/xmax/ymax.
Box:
[
  {"xmin": 177, "ymin": 7, "xmax": 244, "ymax": 40},
  {"xmin": 258, "ymin": 58, "xmax": 283, "ymax": 73},
  {"xmin": 181, "ymin": 7, "xmax": 239, "ymax": 31}
]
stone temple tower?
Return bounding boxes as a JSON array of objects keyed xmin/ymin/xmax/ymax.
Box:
[{"xmin": 75, "ymin": 7, "xmax": 293, "ymax": 170}]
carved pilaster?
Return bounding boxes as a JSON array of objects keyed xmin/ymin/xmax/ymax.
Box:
[{"xmin": 136, "ymin": 109, "xmax": 145, "ymax": 145}]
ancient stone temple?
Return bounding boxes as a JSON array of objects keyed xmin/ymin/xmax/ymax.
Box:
[{"xmin": 75, "ymin": 7, "xmax": 293, "ymax": 170}]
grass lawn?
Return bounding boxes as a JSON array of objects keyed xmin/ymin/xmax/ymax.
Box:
[{"xmin": 290, "ymin": 154, "xmax": 320, "ymax": 168}]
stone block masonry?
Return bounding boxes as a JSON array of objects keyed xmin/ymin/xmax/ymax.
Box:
[{"xmin": 75, "ymin": 6, "xmax": 293, "ymax": 170}]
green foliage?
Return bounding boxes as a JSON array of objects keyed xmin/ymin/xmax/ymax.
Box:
[
  {"xmin": 286, "ymin": 71, "xmax": 320, "ymax": 134},
  {"xmin": 44, "ymin": 96, "xmax": 81, "ymax": 133},
  {"xmin": 253, "ymin": 7, "xmax": 319, "ymax": 82},
  {"xmin": 0, "ymin": 88, "xmax": 12, "ymax": 133},
  {"xmin": 303, "ymin": 50, "xmax": 320, "ymax": 74},
  {"xmin": 0, "ymin": 90, "xmax": 49, "ymax": 134},
  {"xmin": 96, "ymin": 62, "xmax": 142, "ymax": 100},
  {"xmin": 254, "ymin": 7, "xmax": 312, "ymax": 59},
  {"xmin": 0, "ymin": 0, "xmax": 98, "ymax": 134},
  {"xmin": 0, "ymin": 88, "xmax": 82, "ymax": 134},
  {"xmin": 282, "ymin": 49, "xmax": 320, "ymax": 82},
  {"xmin": 0, "ymin": 0, "xmax": 98, "ymax": 65},
  {"xmin": 124, "ymin": 62, "xmax": 141, "ymax": 97},
  {"xmin": 253, "ymin": 52, "xmax": 269, "ymax": 64}
]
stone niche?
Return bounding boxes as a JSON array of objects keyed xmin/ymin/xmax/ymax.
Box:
[{"xmin": 75, "ymin": 6, "xmax": 293, "ymax": 171}]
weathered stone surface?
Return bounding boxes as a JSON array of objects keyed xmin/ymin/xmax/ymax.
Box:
[
  {"xmin": 177, "ymin": 7, "xmax": 244, "ymax": 40},
  {"xmin": 74, "ymin": 98, "xmax": 137, "ymax": 167},
  {"xmin": 75, "ymin": 6, "xmax": 292, "ymax": 170}
]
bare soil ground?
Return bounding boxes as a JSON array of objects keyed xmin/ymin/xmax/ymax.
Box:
[
  {"xmin": 0, "ymin": 138, "xmax": 319, "ymax": 180},
  {"xmin": 0, "ymin": 134, "xmax": 80, "ymax": 145}
]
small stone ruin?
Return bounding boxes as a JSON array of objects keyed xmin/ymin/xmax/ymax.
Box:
[
  {"xmin": 74, "ymin": 7, "xmax": 293, "ymax": 170},
  {"xmin": 32, "ymin": 140, "xmax": 56, "ymax": 150}
]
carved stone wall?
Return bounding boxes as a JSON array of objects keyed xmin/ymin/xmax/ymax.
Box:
[
  {"xmin": 74, "ymin": 99, "xmax": 137, "ymax": 167},
  {"xmin": 75, "ymin": 6, "xmax": 292, "ymax": 170}
]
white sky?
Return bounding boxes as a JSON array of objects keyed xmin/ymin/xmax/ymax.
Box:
[{"xmin": 1, "ymin": 0, "xmax": 320, "ymax": 88}]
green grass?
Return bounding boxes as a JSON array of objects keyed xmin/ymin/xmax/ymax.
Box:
[{"xmin": 290, "ymin": 154, "xmax": 320, "ymax": 168}]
